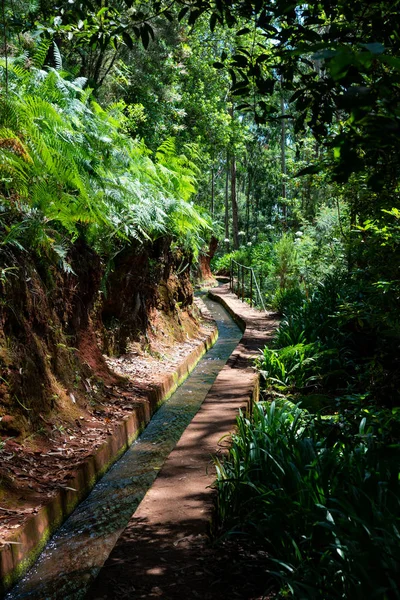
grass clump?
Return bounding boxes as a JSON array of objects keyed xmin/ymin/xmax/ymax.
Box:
[{"xmin": 214, "ymin": 400, "xmax": 400, "ymax": 599}]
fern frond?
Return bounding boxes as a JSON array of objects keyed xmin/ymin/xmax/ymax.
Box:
[
  {"xmin": 73, "ymin": 77, "xmax": 88, "ymax": 90},
  {"xmin": 53, "ymin": 43, "xmax": 63, "ymax": 71},
  {"xmin": 32, "ymin": 40, "xmax": 51, "ymax": 69}
]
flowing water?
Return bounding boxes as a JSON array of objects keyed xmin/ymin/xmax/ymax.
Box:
[{"xmin": 7, "ymin": 296, "xmax": 242, "ymax": 600}]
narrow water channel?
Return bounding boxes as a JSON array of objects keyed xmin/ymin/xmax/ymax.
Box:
[{"xmin": 7, "ymin": 296, "xmax": 242, "ymax": 600}]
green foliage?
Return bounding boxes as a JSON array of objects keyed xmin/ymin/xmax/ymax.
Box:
[
  {"xmin": 271, "ymin": 285, "xmax": 304, "ymax": 315},
  {"xmin": 214, "ymin": 206, "xmax": 347, "ymax": 313},
  {"xmin": 273, "ymin": 234, "xmax": 298, "ymax": 290},
  {"xmin": 255, "ymin": 342, "xmax": 327, "ymax": 391},
  {"xmin": 0, "ymin": 60, "xmax": 210, "ymax": 262},
  {"xmin": 266, "ymin": 274, "xmax": 363, "ymax": 399},
  {"xmin": 177, "ymin": 1, "xmax": 400, "ymax": 196},
  {"xmin": 212, "ymin": 247, "xmax": 250, "ymax": 273},
  {"xmin": 214, "ymin": 400, "xmax": 400, "ymax": 599},
  {"xmin": 213, "ymin": 240, "xmax": 273, "ymax": 272},
  {"xmin": 295, "ymin": 206, "xmax": 347, "ymax": 289},
  {"xmin": 275, "ymin": 275, "xmax": 345, "ymax": 346},
  {"xmin": 2, "ymin": 4, "xmax": 400, "ymax": 596}
]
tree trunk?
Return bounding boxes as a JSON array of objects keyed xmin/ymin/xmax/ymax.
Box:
[
  {"xmin": 211, "ymin": 166, "xmax": 214, "ymax": 219},
  {"xmin": 280, "ymin": 88, "xmax": 287, "ymax": 223},
  {"xmin": 254, "ymin": 192, "xmax": 259, "ymax": 242},
  {"xmin": 2, "ymin": 0, "xmax": 8, "ymax": 94},
  {"xmin": 231, "ymin": 155, "xmax": 239, "ymax": 249},
  {"xmin": 198, "ymin": 236, "xmax": 218, "ymax": 281},
  {"xmin": 225, "ymin": 153, "xmax": 230, "ymax": 250},
  {"xmin": 246, "ymin": 170, "xmax": 252, "ymax": 239}
]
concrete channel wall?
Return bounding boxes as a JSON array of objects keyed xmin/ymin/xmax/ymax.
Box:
[{"xmin": 0, "ymin": 303, "xmax": 218, "ymax": 597}]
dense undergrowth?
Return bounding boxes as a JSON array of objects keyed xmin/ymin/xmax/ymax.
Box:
[
  {"xmin": 214, "ymin": 275, "xmax": 400, "ymax": 596},
  {"xmin": 214, "ymin": 400, "xmax": 400, "ymax": 599},
  {"xmin": 213, "ymin": 206, "xmax": 400, "ymax": 598}
]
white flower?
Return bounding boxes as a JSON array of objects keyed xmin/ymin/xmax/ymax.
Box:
[
  {"xmin": 247, "ymin": 242, "xmax": 252, "ymax": 246},
  {"xmin": 238, "ymin": 230, "xmax": 245, "ymax": 236},
  {"xmin": 224, "ymin": 238, "xmax": 230, "ymax": 243},
  {"xmin": 295, "ymin": 230, "xmax": 303, "ymax": 237}
]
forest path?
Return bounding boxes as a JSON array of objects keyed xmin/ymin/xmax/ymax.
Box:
[{"xmin": 86, "ymin": 284, "xmax": 278, "ymax": 600}]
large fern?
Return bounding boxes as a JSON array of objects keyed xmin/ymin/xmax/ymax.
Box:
[{"xmin": 0, "ymin": 54, "xmax": 210, "ymax": 261}]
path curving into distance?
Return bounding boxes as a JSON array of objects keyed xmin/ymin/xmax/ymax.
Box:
[{"xmin": 6, "ymin": 295, "xmax": 242, "ymax": 600}]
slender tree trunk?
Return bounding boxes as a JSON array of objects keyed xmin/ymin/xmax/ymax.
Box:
[
  {"xmin": 280, "ymin": 88, "xmax": 287, "ymax": 223},
  {"xmin": 231, "ymin": 154, "xmax": 239, "ymax": 249},
  {"xmin": 246, "ymin": 171, "xmax": 251, "ymax": 239},
  {"xmin": 211, "ymin": 166, "xmax": 214, "ymax": 219},
  {"xmin": 2, "ymin": 0, "xmax": 8, "ymax": 94},
  {"xmin": 98, "ymin": 49, "xmax": 119, "ymax": 87},
  {"xmin": 92, "ymin": 51, "xmax": 105, "ymax": 89},
  {"xmin": 255, "ymin": 192, "xmax": 259, "ymax": 242},
  {"xmin": 225, "ymin": 153, "xmax": 230, "ymax": 250}
]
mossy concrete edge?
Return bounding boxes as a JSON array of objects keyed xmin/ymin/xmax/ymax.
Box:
[
  {"xmin": 207, "ymin": 288, "xmax": 259, "ymax": 414},
  {"xmin": 0, "ymin": 314, "xmax": 218, "ymax": 597},
  {"xmin": 208, "ymin": 289, "xmax": 246, "ymax": 333}
]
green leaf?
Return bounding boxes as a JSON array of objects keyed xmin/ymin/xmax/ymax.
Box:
[
  {"xmin": 188, "ymin": 9, "xmax": 201, "ymax": 26},
  {"xmin": 380, "ymin": 55, "xmax": 400, "ymax": 70},
  {"xmin": 360, "ymin": 42, "xmax": 385, "ymax": 55},
  {"xmin": 232, "ymin": 54, "xmax": 248, "ymax": 68},
  {"xmin": 295, "ymin": 164, "xmax": 321, "ymax": 176},
  {"xmin": 144, "ymin": 22, "xmax": 155, "ymax": 41},
  {"xmin": 122, "ymin": 31, "xmax": 133, "ymax": 49},
  {"xmin": 178, "ymin": 6, "xmax": 189, "ymax": 21},
  {"xmin": 96, "ymin": 7, "xmax": 108, "ymax": 17},
  {"xmin": 236, "ymin": 27, "xmax": 251, "ymax": 36},
  {"xmin": 256, "ymin": 53, "xmax": 270, "ymax": 64},
  {"xmin": 232, "ymin": 87, "xmax": 249, "ymax": 96},
  {"xmin": 140, "ymin": 26, "xmax": 149, "ymax": 49}
]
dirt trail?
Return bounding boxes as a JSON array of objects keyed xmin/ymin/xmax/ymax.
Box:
[{"xmin": 87, "ymin": 285, "xmax": 278, "ymax": 600}]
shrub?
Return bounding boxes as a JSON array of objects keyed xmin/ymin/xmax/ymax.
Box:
[
  {"xmin": 273, "ymin": 233, "xmax": 299, "ymax": 290},
  {"xmin": 212, "ymin": 241, "xmax": 273, "ymax": 276},
  {"xmin": 255, "ymin": 343, "xmax": 324, "ymax": 391},
  {"xmin": 271, "ymin": 285, "xmax": 305, "ymax": 315}
]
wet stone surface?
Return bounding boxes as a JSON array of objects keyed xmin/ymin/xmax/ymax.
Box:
[{"xmin": 6, "ymin": 297, "xmax": 242, "ymax": 600}]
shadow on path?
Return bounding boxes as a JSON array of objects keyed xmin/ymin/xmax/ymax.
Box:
[{"xmin": 88, "ymin": 515, "xmax": 275, "ymax": 600}]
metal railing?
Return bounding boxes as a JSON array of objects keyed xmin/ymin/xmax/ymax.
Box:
[{"xmin": 229, "ymin": 259, "xmax": 266, "ymax": 312}]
